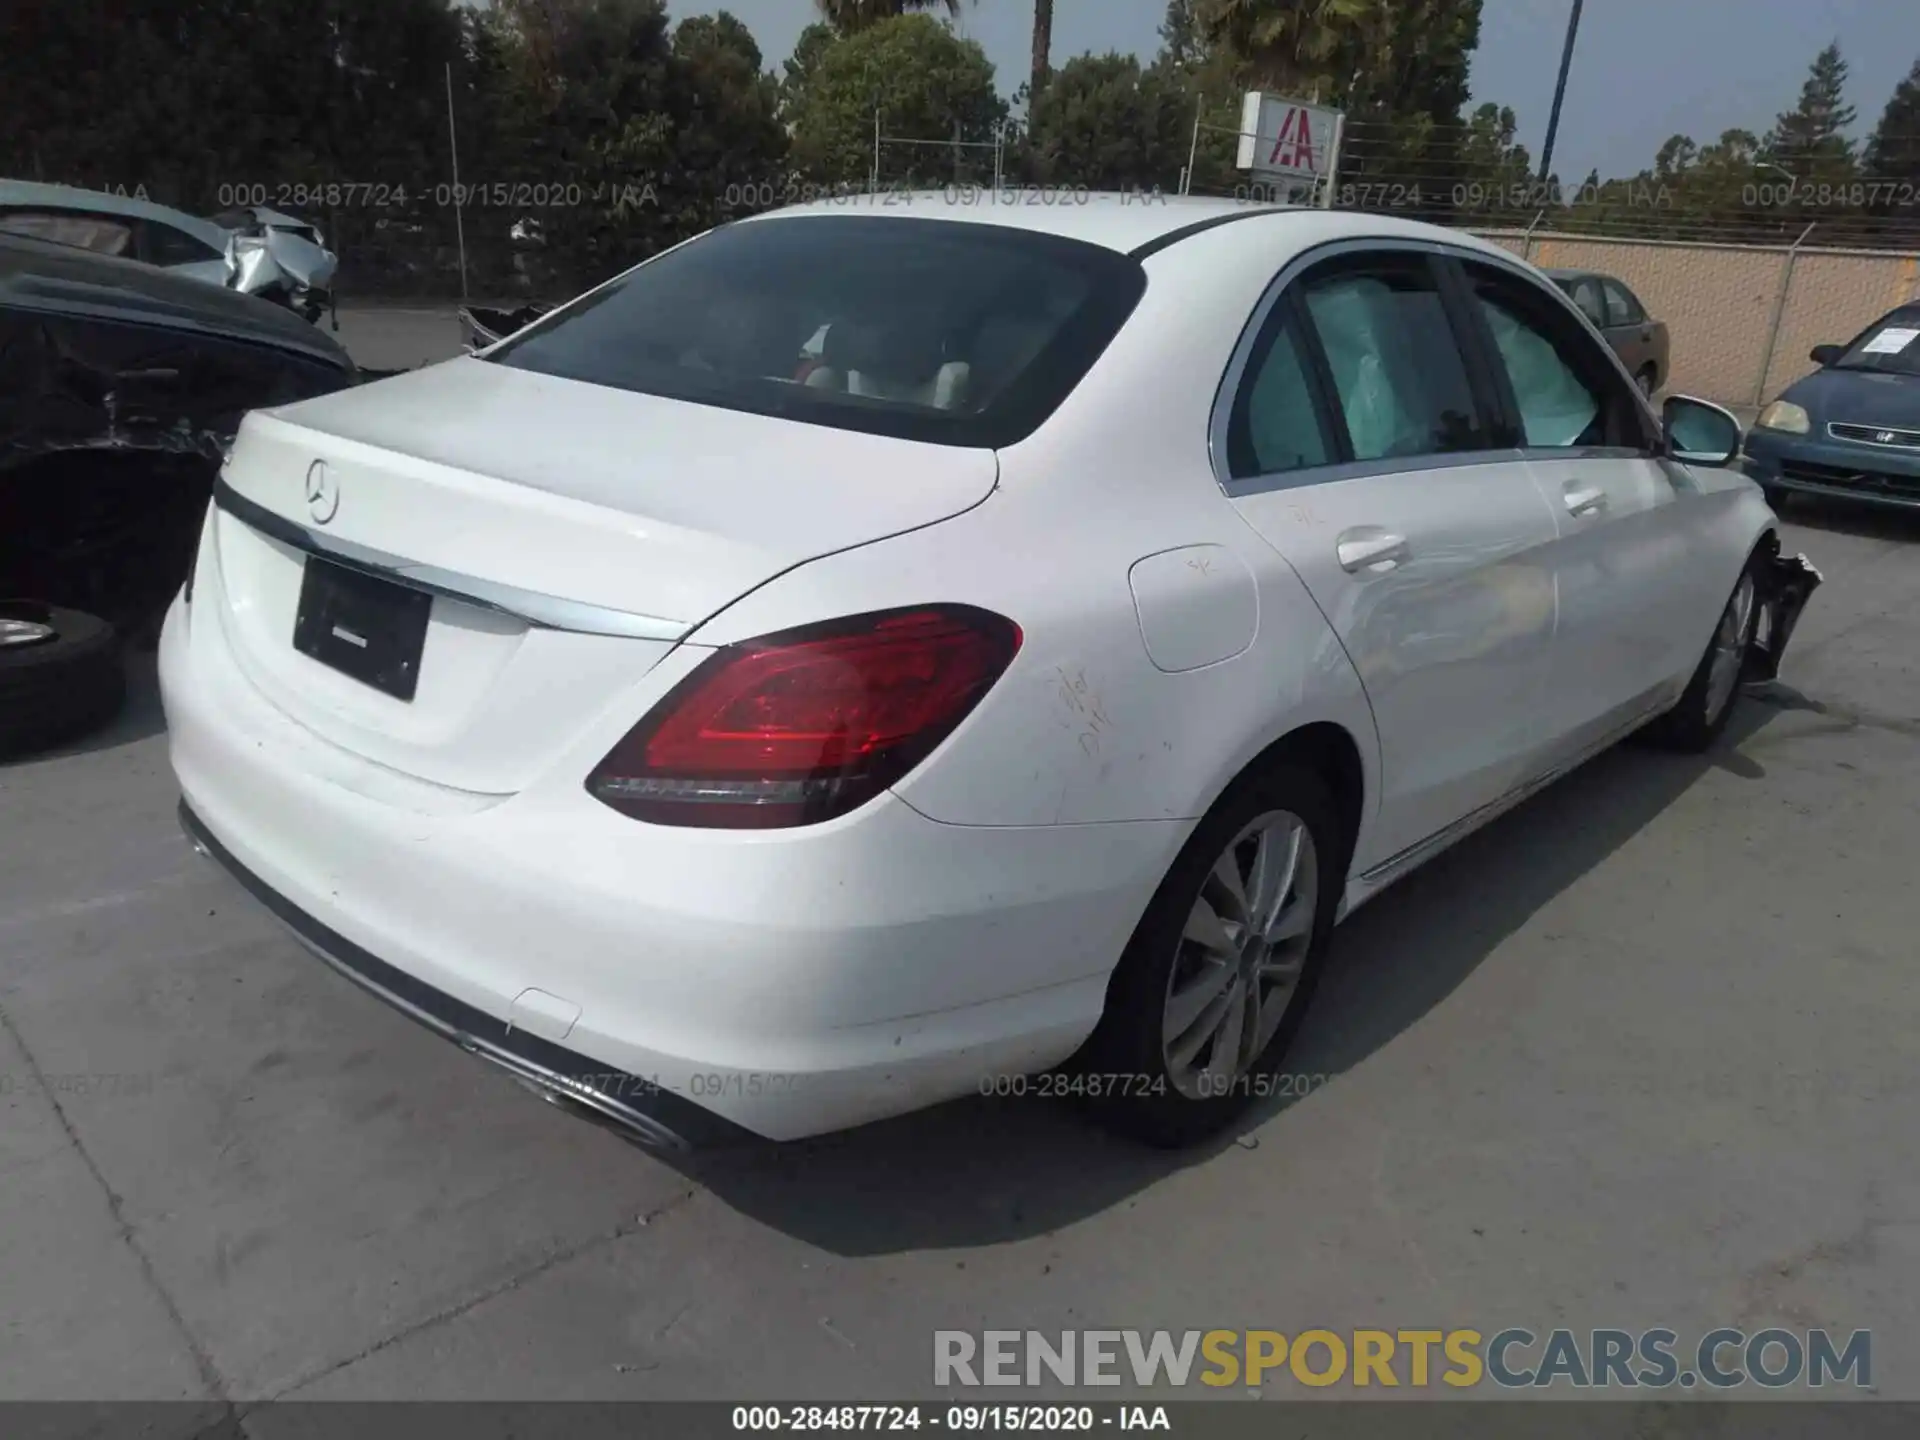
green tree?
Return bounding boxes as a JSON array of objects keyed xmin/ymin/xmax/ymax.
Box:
[
  {"xmin": 1452, "ymin": 102, "xmax": 1532, "ymax": 221},
  {"xmin": 786, "ymin": 14, "xmax": 1005, "ymax": 186},
  {"xmin": 1019, "ymin": 53, "xmax": 1194, "ymax": 190},
  {"xmin": 1194, "ymin": 0, "xmax": 1482, "ymax": 215},
  {"xmin": 1763, "ymin": 41, "xmax": 1859, "ymax": 179},
  {"xmin": 1197, "ymin": 0, "xmax": 1369, "ymax": 96},
  {"xmin": 1864, "ymin": 55, "xmax": 1920, "ymax": 183},
  {"xmin": 783, "ymin": 20, "xmax": 842, "ymax": 116},
  {"xmin": 1158, "ymin": 0, "xmax": 1207, "ymax": 71},
  {"xmin": 665, "ymin": 14, "xmax": 789, "ymax": 226},
  {"xmin": 813, "ymin": 0, "xmax": 968, "ymax": 34}
]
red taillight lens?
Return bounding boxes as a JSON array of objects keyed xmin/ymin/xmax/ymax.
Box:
[{"xmin": 587, "ymin": 605, "xmax": 1023, "ymax": 828}]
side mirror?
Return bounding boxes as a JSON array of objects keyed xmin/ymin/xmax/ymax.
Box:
[
  {"xmin": 1810, "ymin": 343, "xmax": 1844, "ymax": 367},
  {"xmin": 1663, "ymin": 395, "xmax": 1742, "ymax": 467}
]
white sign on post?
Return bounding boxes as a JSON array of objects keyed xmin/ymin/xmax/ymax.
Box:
[{"xmin": 1236, "ymin": 92, "xmax": 1342, "ymax": 181}]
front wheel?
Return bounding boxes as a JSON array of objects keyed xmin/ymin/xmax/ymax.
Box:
[
  {"xmin": 1077, "ymin": 763, "xmax": 1343, "ymax": 1148},
  {"xmin": 1642, "ymin": 564, "xmax": 1759, "ymax": 752}
]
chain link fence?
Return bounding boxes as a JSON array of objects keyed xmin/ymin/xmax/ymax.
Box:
[{"xmin": 108, "ymin": 98, "xmax": 1919, "ymax": 410}]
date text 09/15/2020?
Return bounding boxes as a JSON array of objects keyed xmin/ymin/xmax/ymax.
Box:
[
  {"xmin": 979, "ymin": 1072, "xmax": 1329, "ymax": 1101},
  {"xmin": 732, "ymin": 1407, "xmax": 1169, "ymax": 1433}
]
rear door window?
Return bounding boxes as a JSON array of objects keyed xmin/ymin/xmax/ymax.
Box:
[
  {"xmin": 0, "ymin": 208, "xmax": 134, "ymax": 256},
  {"xmin": 1602, "ymin": 279, "xmax": 1644, "ymax": 327},
  {"xmin": 1565, "ymin": 277, "xmax": 1607, "ymax": 328},
  {"xmin": 1293, "ymin": 252, "xmax": 1494, "ymax": 462},
  {"xmin": 489, "ymin": 215, "xmax": 1148, "ymax": 448}
]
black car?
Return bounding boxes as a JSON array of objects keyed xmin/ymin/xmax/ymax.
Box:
[
  {"xmin": 1743, "ymin": 303, "xmax": 1920, "ymax": 513},
  {"xmin": 1544, "ymin": 268, "xmax": 1671, "ymax": 397},
  {"xmin": 1, "ymin": 233, "xmax": 357, "ymax": 755}
]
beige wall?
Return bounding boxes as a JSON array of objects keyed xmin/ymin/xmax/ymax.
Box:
[{"xmin": 1475, "ymin": 230, "xmax": 1920, "ymax": 408}]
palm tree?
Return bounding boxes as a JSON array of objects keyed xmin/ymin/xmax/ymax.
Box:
[
  {"xmin": 813, "ymin": 0, "xmax": 966, "ymax": 33},
  {"xmin": 1031, "ymin": 0, "xmax": 1053, "ymax": 98},
  {"xmin": 1199, "ymin": 0, "xmax": 1369, "ymax": 95}
]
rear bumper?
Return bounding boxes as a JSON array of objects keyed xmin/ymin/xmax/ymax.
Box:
[
  {"xmin": 178, "ymin": 798, "xmax": 744, "ymax": 1151},
  {"xmin": 159, "ymin": 592, "xmax": 1175, "ymax": 1143}
]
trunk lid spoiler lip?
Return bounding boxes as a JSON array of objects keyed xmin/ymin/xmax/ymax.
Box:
[{"xmin": 210, "ymin": 473, "xmax": 692, "ymax": 643}]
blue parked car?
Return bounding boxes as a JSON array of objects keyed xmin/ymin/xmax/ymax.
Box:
[{"xmin": 1744, "ymin": 302, "xmax": 1920, "ymax": 513}]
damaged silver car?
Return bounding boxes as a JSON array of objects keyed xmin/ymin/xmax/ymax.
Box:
[
  {"xmin": 0, "ymin": 180, "xmax": 339, "ymax": 323},
  {"xmin": 0, "ymin": 231, "xmax": 356, "ymax": 756}
]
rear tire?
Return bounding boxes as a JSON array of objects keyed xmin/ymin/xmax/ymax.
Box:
[
  {"xmin": 0, "ymin": 602, "xmax": 126, "ymax": 759},
  {"xmin": 1641, "ymin": 562, "xmax": 1760, "ymax": 753},
  {"xmin": 1078, "ymin": 763, "xmax": 1344, "ymax": 1148}
]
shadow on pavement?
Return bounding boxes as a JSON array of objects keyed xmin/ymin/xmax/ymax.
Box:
[
  {"xmin": 1777, "ymin": 494, "xmax": 1920, "ymax": 545},
  {"xmin": 665, "ymin": 702, "xmax": 1783, "ymax": 1257}
]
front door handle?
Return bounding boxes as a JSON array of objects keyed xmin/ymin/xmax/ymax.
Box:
[
  {"xmin": 1564, "ymin": 484, "xmax": 1608, "ymax": 518},
  {"xmin": 1336, "ymin": 529, "xmax": 1410, "ymax": 574}
]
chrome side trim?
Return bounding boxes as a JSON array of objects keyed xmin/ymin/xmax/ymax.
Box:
[
  {"xmin": 1356, "ymin": 690, "xmax": 1673, "ymax": 890},
  {"xmin": 212, "ymin": 475, "xmax": 691, "ymax": 642}
]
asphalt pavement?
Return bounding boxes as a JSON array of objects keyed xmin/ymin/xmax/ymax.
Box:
[{"xmin": 1, "ymin": 306, "xmax": 1916, "ymax": 1413}]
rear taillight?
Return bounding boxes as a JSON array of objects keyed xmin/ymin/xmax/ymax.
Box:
[{"xmin": 587, "ymin": 605, "xmax": 1022, "ymax": 829}]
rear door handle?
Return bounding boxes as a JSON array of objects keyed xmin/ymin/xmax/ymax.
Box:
[
  {"xmin": 1564, "ymin": 484, "xmax": 1608, "ymax": 518},
  {"xmin": 1336, "ymin": 529, "xmax": 1410, "ymax": 574}
]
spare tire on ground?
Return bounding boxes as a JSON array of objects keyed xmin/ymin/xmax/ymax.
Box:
[{"xmin": 0, "ymin": 601, "xmax": 126, "ymax": 758}]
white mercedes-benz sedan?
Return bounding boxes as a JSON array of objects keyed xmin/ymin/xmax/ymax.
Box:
[{"xmin": 160, "ymin": 196, "xmax": 1822, "ymax": 1150}]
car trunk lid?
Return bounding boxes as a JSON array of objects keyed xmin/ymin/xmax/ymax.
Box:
[{"xmin": 208, "ymin": 358, "xmax": 998, "ymax": 794}]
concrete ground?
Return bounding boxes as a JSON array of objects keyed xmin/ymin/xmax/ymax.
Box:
[{"xmin": 2, "ymin": 308, "xmax": 1918, "ymax": 1413}]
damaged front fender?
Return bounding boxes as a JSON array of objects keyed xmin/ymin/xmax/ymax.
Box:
[{"xmin": 1745, "ymin": 529, "xmax": 1824, "ymax": 684}]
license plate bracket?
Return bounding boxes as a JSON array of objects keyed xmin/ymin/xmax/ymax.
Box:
[{"xmin": 292, "ymin": 556, "xmax": 432, "ymax": 701}]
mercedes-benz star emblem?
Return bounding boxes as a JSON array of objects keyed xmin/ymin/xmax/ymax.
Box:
[{"xmin": 305, "ymin": 460, "xmax": 339, "ymax": 525}]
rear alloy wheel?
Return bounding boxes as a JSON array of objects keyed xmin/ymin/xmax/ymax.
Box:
[
  {"xmin": 1642, "ymin": 566, "xmax": 1759, "ymax": 753},
  {"xmin": 1163, "ymin": 811, "xmax": 1318, "ymax": 1100},
  {"xmin": 0, "ymin": 601, "xmax": 126, "ymax": 759},
  {"xmin": 1079, "ymin": 764, "xmax": 1342, "ymax": 1148}
]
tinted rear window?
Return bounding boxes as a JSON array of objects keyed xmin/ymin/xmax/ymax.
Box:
[{"xmin": 487, "ymin": 215, "xmax": 1147, "ymax": 447}]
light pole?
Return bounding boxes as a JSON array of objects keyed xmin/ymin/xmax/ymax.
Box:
[{"xmin": 1536, "ymin": 0, "xmax": 1585, "ymax": 186}]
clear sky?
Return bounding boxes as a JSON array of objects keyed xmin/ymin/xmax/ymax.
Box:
[{"xmin": 665, "ymin": 0, "xmax": 1918, "ymax": 181}]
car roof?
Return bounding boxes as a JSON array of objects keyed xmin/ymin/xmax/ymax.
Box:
[
  {"xmin": 0, "ymin": 179, "xmax": 232, "ymax": 250},
  {"xmin": 0, "ymin": 232, "xmax": 351, "ymax": 368},
  {"xmin": 742, "ymin": 192, "xmax": 1528, "ymax": 262}
]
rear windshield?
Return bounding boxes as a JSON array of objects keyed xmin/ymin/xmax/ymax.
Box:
[
  {"xmin": 487, "ymin": 214, "xmax": 1147, "ymax": 447},
  {"xmin": 1837, "ymin": 310, "xmax": 1920, "ymax": 376}
]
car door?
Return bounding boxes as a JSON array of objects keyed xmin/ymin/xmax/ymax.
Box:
[
  {"xmin": 1217, "ymin": 245, "xmax": 1562, "ymax": 872},
  {"xmin": 1600, "ymin": 278, "xmax": 1655, "ymax": 378},
  {"xmin": 1451, "ymin": 256, "xmax": 1698, "ymax": 760}
]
